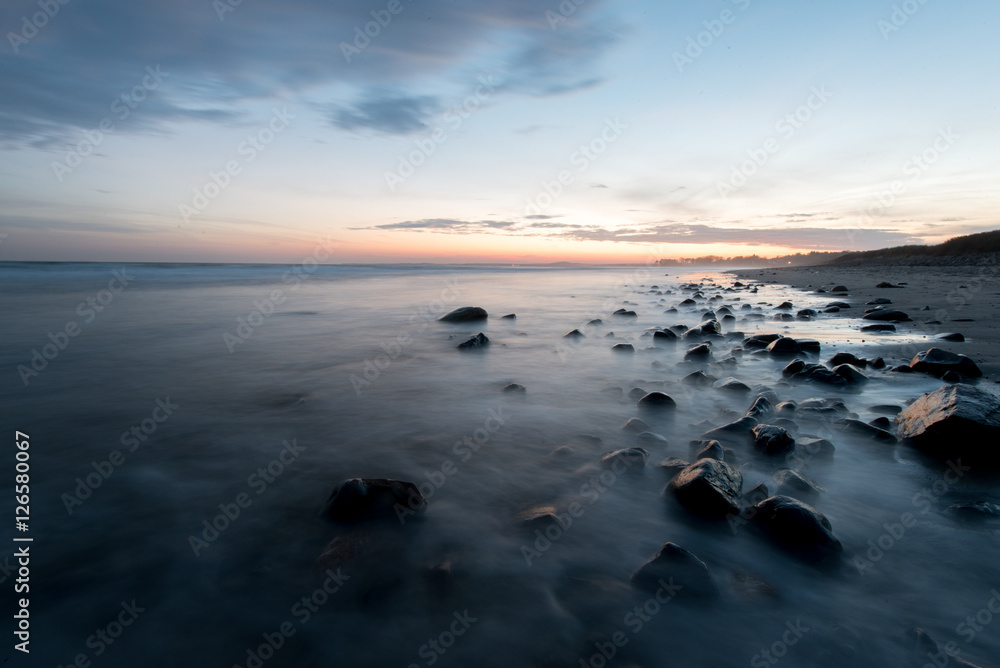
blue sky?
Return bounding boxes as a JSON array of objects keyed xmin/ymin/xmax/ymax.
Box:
[{"xmin": 1, "ymin": 0, "xmax": 997, "ymax": 263}]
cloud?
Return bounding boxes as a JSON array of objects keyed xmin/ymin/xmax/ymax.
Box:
[
  {"xmin": 330, "ymin": 92, "xmax": 439, "ymax": 134},
  {"xmin": 0, "ymin": 0, "xmax": 619, "ymax": 145},
  {"xmin": 365, "ymin": 218, "xmax": 518, "ymax": 233}
]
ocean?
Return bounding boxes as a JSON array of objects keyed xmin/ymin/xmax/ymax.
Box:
[{"xmin": 2, "ymin": 262, "xmax": 998, "ymax": 667}]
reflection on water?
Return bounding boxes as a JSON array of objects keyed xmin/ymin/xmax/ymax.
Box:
[{"xmin": 1, "ymin": 263, "xmax": 998, "ymax": 667}]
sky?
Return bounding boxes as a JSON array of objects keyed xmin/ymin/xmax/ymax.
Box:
[{"xmin": 1, "ymin": 0, "xmax": 997, "ymax": 264}]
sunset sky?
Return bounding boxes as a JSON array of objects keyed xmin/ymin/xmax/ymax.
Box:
[{"xmin": 1, "ymin": 0, "xmax": 997, "ymax": 264}]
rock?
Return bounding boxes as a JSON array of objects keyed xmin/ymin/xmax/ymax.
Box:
[
  {"xmin": 775, "ymin": 301, "xmax": 794, "ymax": 310},
  {"xmin": 836, "ymin": 418, "xmax": 897, "ymax": 443},
  {"xmin": 767, "ymin": 337, "xmax": 801, "ymax": 356},
  {"xmin": 869, "ymin": 404, "xmax": 902, "ymax": 415},
  {"xmin": 743, "ymin": 483, "xmax": 770, "ymax": 507},
  {"xmin": 866, "ymin": 297, "xmax": 893, "ymax": 305},
  {"xmin": 457, "ymin": 333, "xmax": 490, "ymax": 350},
  {"xmin": 653, "ymin": 329, "xmax": 678, "ymax": 344},
  {"xmin": 876, "ymin": 282, "xmax": 904, "ymax": 288},
  {"xmin": 613, "ymin": 308, "xmax": 638, "ymax": 317},
  {"xmin": 895, "ymin": 384, "xmax": 1000, "ymax": 464},
  {"xmin": 679, "ymin": 298, "xmax": 697, "ymax": 306},
  {"xmin": 500, "ymin": 313, "xmax": 516, "ymax": 320},
  {"xmin": 868, "ymin": 416, "xmax": 891, "ymax": 430},
  {"xmin": 638, "ymin": 391, "xmax": 677, "ymax": 409},
  {"xmin": 611, "ymin": 343, "xmax": 635, "ymax": 353},
  {"xmin": 870, "ymin": 357, "xmax": 886, "ymax": 369},
  {"xmin": 796, "ymin": 340, "xmax": 821, "ymax": 354},
  {"xmin": 743, "ymin": 333, "xmax": 781, "ymax": 350},
  {"xmin": 788, "ymin": 363, "xmax": 847, "ymax": 388},
  {"xmin": 833, "ymin": 364, "xmax": 869, "ymax": 385},
  {"xmin": 937, "ymin": 332, "xmax": 965, "ymax": 342},
  {"xmin": 683, "ymin": 370, "xmax": 716, "ymax": 387},
  {"xmin": 685, "ymin": 343, "xmax": 712, "ymax": 360},
  {"xmin": 772, "ymin": 469, "xmax": 825, "ymax": 496},
  {"xmin": 502, "ymin": 383, "xmax": 526, "ymax": 393},
  {"xmin": 657, "ymin": 457, "xmax": 690, "ymax": 479},
  {"xmin": 668, "ymin": 458, "xmax": 743, "ymax": 519},
  {"xmin": 628, "ymin": 387, "xmax": 647, "ymax": 400},
  {"xmin": 564, "ymin": 329, "xmax": 585, "ymax": 339},
  {"xmin": 909, "ymin": 348, "xmax": 982, "ymax": 379},
  {"xmin": 588, "ymin": 319, "xmax": 603, "ymax": 325},
  {"xmin": 515, "ymin": 505, "xmax": 568, "ymax": 530},
  {"xmin": 862, "ymin": 310, "xmax": 911, "ymax": 322},
  {"xmin": 439, "ymin": 306, "xmax": 488, "ymax": 322},
  {"xmin": 750, "ymin": 496, "xmax": 843, "ymax": 562},
  {"xmin": 631, "ymin": 543, "xmax": 717, "ymax": 599},
  {"xmin": 622, "ymin": 417, "xmax": 652, "ymax": 433},
  {"xmin": 752, "ymin": 425, "xmax": 795, "ymax": 456},
  {"xmin": 637, "ymin": 432, "xmax": 669, "ymax": 445},
  {"xmin": 323, "ymin": 478, "xmax": 425, "ymax": 523},
  {"xmin": 702, "ymin": 416, "xmax": 758, "ymax": 443},
  {"xmin": 946, "ymin": 502, "xmax": 1000, "ymax": 521},
  {"xmin": 831, "ymin": 285, "xmax": 848, "ymax": 293},
  {"xmin": 797, "ymin": 309, "xmax": 818, "ymax": 319},
  {"xmin": 691, "ymin": 439, "xmax": 724, "ymax": 461},
  {"xmin": 714, "ymin": 377, "xmax": 751, "ymax": 394},
  {"xmin": 781, "ymin": 360, "xmax": 806, "ymax": 378},
  {"xmin": 829, "ymin": 352, "xmax": 864, "ymax": 367},
  {"xmin": 943, "ymin": 371, "xmax": 962, "ymax": 383},
  {"xmin": 601, "ymin": 447, "xmax": 650, "ymax": 469},
  {"xmin": 861, "ymin": 324, "xmax": 896, "ymax": 333},
  {"xmin": 775, "ymin": 401, "xmax": 797, "ymax": 416},
  {"xmin": 796, "ymin": 437, "xmax": 835, "ymax": 459},
  {"xmin": 745, "ymin": 395, "xmax": 775, "ymax": 421},
  {"xmin": 827, "ymin": 301, "xmax": 851, "ymax": 308}
]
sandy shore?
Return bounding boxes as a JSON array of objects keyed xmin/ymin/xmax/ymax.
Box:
[{"xmin": 729, "ymin": 264, "xmax": 1000, "ymax": 379}]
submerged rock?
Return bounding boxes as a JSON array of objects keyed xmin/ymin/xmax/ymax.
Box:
[
  {"xmin": 690, "ymin": 439, "xmax": 724, "ymax": 461},
  {"xmin": 751, "ymin": 495, "xmax": 842, "ymax": 563},
  {"xmin": 611, "ymin": 343, "xmax": 634, "ymax": 352},
  {"xmin": 836, "ymin": 418, "xmax": 897, "ymax": 444},
  {"xmin": 563, "ymin": 329, "xmax": 585, "ymax": 339},
  {"xmin": 668, "ymin": 458, "xmax": 743, "ymax": 519},
  {"xmin": 601, "ymin": 447, "xmax": 650, "ymax": 469},
  {"xmin": 439, "ymin": 306, "xmax": 488, "ymax": 322},
  {"xmin": 862, "ymin": 309, "xmax": 910, "ymax": 322},
  {"xmin": 767, "ymin": 338, "xmax": 801, "ymax": 356},
  {"xmin": 631, "ymin": 543, "xmax": 717, "ymax": 599},
  {"xmin": 323, "ymin": 478, "xmax": 424, "ymax": 523},
  {"xmin": 458, "ymin": 333, "xmax": 490, "ymax": 350},
  {"xmin": 638, "ymin": 391, "xmax": 677, "ymax": 409},
  {"xmin": 656, "ymin": 457, "xmax": 690, "ymax": 479},
  {"xmin": 685, "ymin": 343, "xmax": 712, "ymax": 360},
  {"xmin": 714, "ymin": 377, "xmax": 752, "ymax": 394},
  {"xmin": 909, "ymin": 348, "xmax": 982, "ymax": 379},
  {"xmin": 895, "ymin": 384, "xmax": 1000, "ymax": 464},
  {"xmin": 702, "ymin": 416, "xmax": 758, "ymax": 443},
  {"xmin": 502, "ymin": 383, "xmax": 526, "ymax": 393},
  {"xmin": 622, "ymin": 417, "xmax": 652, "ymax": 433},
  {"xmin": 772, "ymin": 469, "xmax": 825, "ymax": 496}
]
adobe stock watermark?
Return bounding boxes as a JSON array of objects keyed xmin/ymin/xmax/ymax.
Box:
[
  {"xmin": 523, "ymin": 117, "xmax": 627, "ymax": 216},
  {"xmin": 349, "ymin": 277, "xmax": 461, "ymax": 394},
  {"xmin": 545, "ymin": 0, "xmax": 589, "ymax": 29},
  {"xmin": 340, "ymin": 0, "xmax": 414, "ymax": 62},
  {"xmin": 578, "ymin": 578, "xmax": 684, "ymax": 667},
  {"xmin": 717, "ymin": 85, "xmax": 831, "ymax": 200},
  {"xmin": 16, "ymin": 268, "xmax": 134, "ymax": 386},
  {"xmin": 847, "ymin": 126, "xmax": 957, "ymax": 246},
  {"xmin": 230, "ymin": 568, "xmax": 350, "ymax": 668},
  {"xmin": 187, "ymin": 439, "xmax": 306, "ymax": 556},
  {"xmin": 878, "ymin": 0, "xmax": 931, "ymax": 40},
  {"xmin": 61, "ymin": 397, "xmax": 179, "ymax": 515},
  {"xmin": 405, "ymin": 610, "xmax": 478, "ymax": 668},
  {"xmin": 672, "ymin": 0, "xmax": 752, "ymax": 73},
  {"xmin": 51, "ymin": 65, "xmax": 169, "ymax": 182},
  {"xmin": 750, "ymin": 619, "xmax": 811, "ymax": 667},
  {"xmin": 7, "ymin": 0, "xmax": 72, "ymax": 54},
  {"xmin": 384, "ymin": 74, "xmax": 502, "ymax": 192},
  {"xmin": 853, "ymin": 459, "xmax": 970, "ymax": 575},
  {"xmin": 394, "ymin": 407, "xmax": 508, "ymax": 524},
  {"xmin": 179, "ymin": 107, "xmax": 294, "ymax": 223},
  {"xmin": 223, "ymin": 237, "xmax": 337, "ymax": 352}
]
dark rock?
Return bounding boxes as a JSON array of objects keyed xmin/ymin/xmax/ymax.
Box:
[
  {"xmin": 836, "ymin": 418, "xmax": 897, "ymax": 443},
  {"xmin": 797, "ymin": 309, "xmax": 818, "ymax": 319},
  {"xmin": 637, "ymin": 431, "xmax": 669, "ymax": 445},
  {"xmin": 795, "ymin": 437, "xmax": 835, "ymax": 459},
  {"xmin": 876, "ymin": 282, "xmax": 904, "ymax": 288},
  {"xmin": 895, "ymin": 384, "xmax": 1000, "ymax": 464},
  {"xmin": 682, "ymin": 370, "xmax": 716, "ymax": 387},
  {"xmin": 657, "ymin": 457, "xmax": 690, "ymax": 479},
  {"xmin": 767, "ymin": 337, "xmax": 801, "ymax": 356},
  {"xmin": 502, "ymin": 383, "xmax": 526, "ymax": 393},
  {"xmin": 827, "ymin": 301, "xmax": 851, "ymax": 308},
  {"xmin": 752, "ymin": 425, "xmax": 795, "ymax": 456},
  {"xmin": 613, "ymin": 308, "xmax": 638, "ymax": 317},
  {"xmin": 789, "ymin": 363, "xmax": 847, "ymax": 388},
  {"xmin": 622, "ymin": 417, "xmax": 652, "ymax": 433},
  {"xmin": 745, "ymin": 395, "xmax": 775, "ymax": 421},
  {"xmin": 323, "ymin": 478, "xmax": 424, "ymax": 523},
  {"xmin": 781, "ymin": 360, "xmax": 806, "ymax": 378},
  {"xmin": 862, "ymin": 310, "xmax": 911, "ymax": 322},
  {"xmin": 588, "ymin": 319, "xmax": 603, "ymax": 325},
  {"xmin": 829, "ymin": 352, "xmax": 864, "ymax": 367},
  {"xmin": 775, "ymin": 401, "xmax": 797, "ymax": 416},
  {"xmin": 861, "ymin": 324, "xmax": 896, "ymax": 333},
  {"xmin": 870, "ymin": 357, "xmax": 886, "ymax": 369},
  {"xmin": 743, "ymin": 483, "xmax": 770, "ymax": 506},
  {"xmin": 685, "ymin": 343, "xmax": 712, "ymax": 360},
  {"xmin": 868, "ymin": 416, "xmax": 892, "ymax": 430},
  {"xmin": 702, "ymin": 416, "xmax": 758, "ymax": 443},
  {"xmin": 500, "ymin": 313, "xmax": 516, "ymax": 320},
  {"xmin": 943, "ymin": 370, "xmax": 962, "ymax": 383},
  {"xmin": 714, "ymin": 377, "xmax": 751, "ymax": 394},
  {"xmin": 691, "ymin": 439, "xmax": 724, "ymax": 461},
  {"xmin": 439, "ymin": 306, "xmax": 488, "ymax": 322},
  {"xmin": 831, "ymin": 285, "xmax": 848, "ymax": 293},
  {"xmin": 564, "ymin": 329, "xmax": 585, "ymax": 339},
  {"xmin": 743, "ymin": 333, "xmax": 781, "ymax": 350},
  {"xmin": 457, "ymin": 333, "xmax": 490, "ymax": 349},
  {"xmin": 833, "ymin": 363, "xmax": 869, "ymax": 385},
  {"xmin": 937, "ymin": 332, "xmax": 965, "ymax": 342},
  {"xmin": 515, "ymin": 505, "xmax": 568, "ymax": 530},
  {"xmin": 668, "ymin": 458, "xmax": 743, "ymax": 519},
  {"xmin": 750, "ymin": 496, "xmax": 843, "ymax": 562},
  {"xmin": 772, "ymin": 469, "xmax": 825, "ymax": 496},
  {"xmin": 601, "ymin": 447, "xmax": 650, "ymax": 469},
  {"xmin": 628, "ymin": 387, "xmax": 648, "ymax": 401},
  {"xmin": 638, "ymin": 392, "xmax": 677, "ymax": 410},
  {"xmin": 631, "ymin": 543, "xmax": 717, "ymax": 598},
  {"xmin": 909, "ymin": 348, "xmax": 982, "ymax": 379},
  {"xmin": 775, "ymin": 301, "xmax": 793, "ymax": 310},
  {"xmin": 679, "ymin": 298, "xmax": 697, "ymax": 306},
  {"xmin": 653, "ymin": 329, "xmax": 678, "ymax": 344},
  {"xmin": 869, "ymin": 404, "xmax": 902, "ymax": 414},
  {"xmin": 611, "ymin": 343, "xmax": 635, "ymax": 353},
  {"xmin": 866, "ymin": 297, "xmax": 893, "ymax": 305}
]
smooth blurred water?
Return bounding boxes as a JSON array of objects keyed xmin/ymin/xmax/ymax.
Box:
[{"xmin": 1, "ymin": 262, "xmax": 998, "ymax": 667}]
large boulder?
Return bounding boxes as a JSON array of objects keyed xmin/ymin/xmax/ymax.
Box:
[
  {"xmin": 667, "ymin": 458, "xmax": 743, "ymax": 519},
  {"xmin": 631, "ymin": 542, "xmax": 717, "ymax": 599},
  {"xmin": 638, "ymin": 391, "xmax": 677, "ymax": 410},
  {"xmin": 752, "ymin": 424, "xmax": 795, "ymax": 456},
  {"xmin": 323, "ymin": 478, "xmax": 425, "ymax": 523},
  {"xmin": 439, "ymin": 306, "xmax": 488, "ymax": 322},
  {"xmin": 751, "ymin": 495, "xmax": 842, "ymax": 562},
  {"xmin": 909, "ymin": 348, "xmax": 983, "ymax": 379},
  {"xmin": 895, "ymin": 385, "xmax": 1000, "ymax": 464}
]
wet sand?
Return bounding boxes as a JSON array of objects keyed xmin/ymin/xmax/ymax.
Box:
[{"xmin": 729, "ymin": 264, "xmax": 1000, "ymax": 379}]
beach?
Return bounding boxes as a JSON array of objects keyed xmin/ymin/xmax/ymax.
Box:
[{"xmin": 3, "ymin": 262, "xmax": 999, "ymax": 667}]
